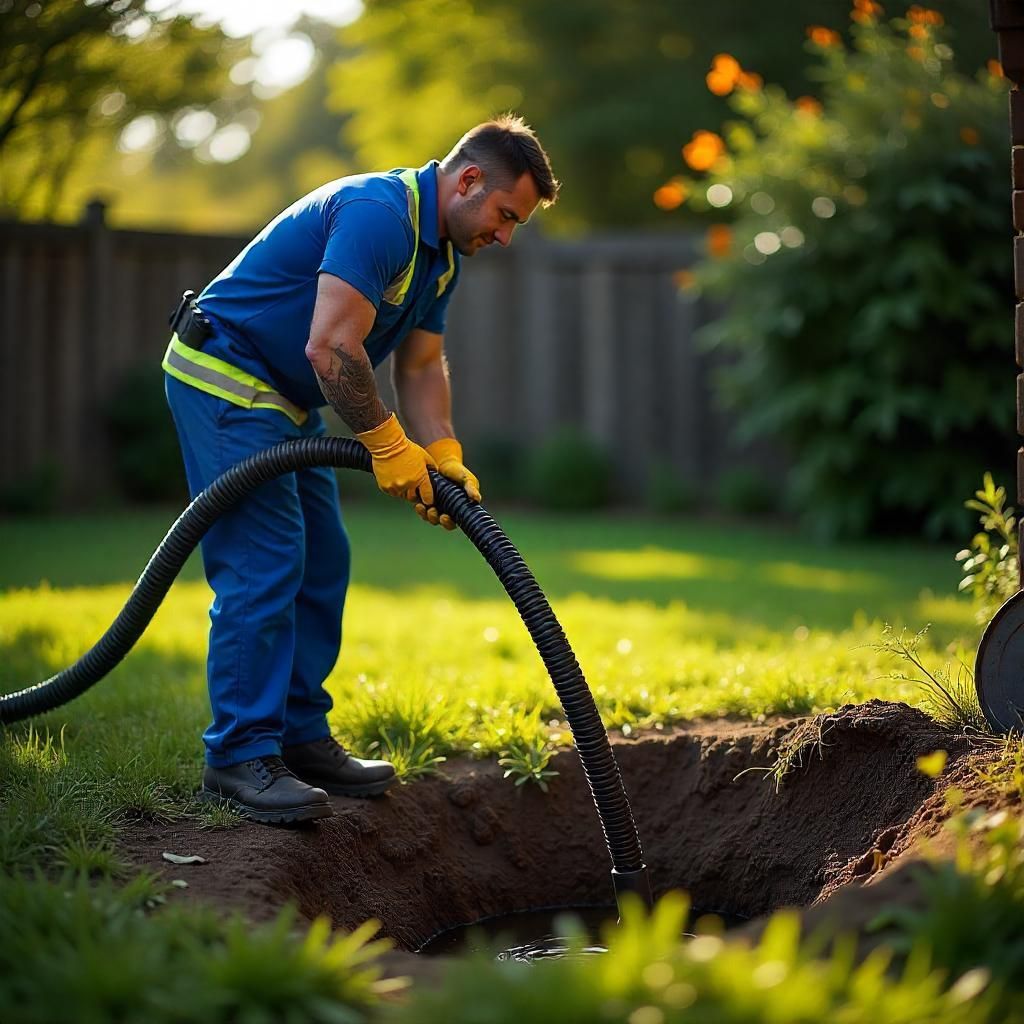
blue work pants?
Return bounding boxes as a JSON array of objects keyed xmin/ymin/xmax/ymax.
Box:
[{"xmin": 164, "ymin": 374, "xmax": 350, "ymax": 767}]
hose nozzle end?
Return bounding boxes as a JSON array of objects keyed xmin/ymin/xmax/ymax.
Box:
[{"xmin": 612, "ymin": 865, "xmax": 653, "ymax": 912}]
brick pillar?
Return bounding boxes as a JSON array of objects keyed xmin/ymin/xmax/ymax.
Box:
[{"xmin": 991, "ymin": 0, "xmax": 1024, "ymax": 586}]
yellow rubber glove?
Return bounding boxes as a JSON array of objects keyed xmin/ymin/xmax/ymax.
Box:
[
  {"xmin": 416, "ymin": 437, "xmax": 481, "ymax": 531},
  {"xmin": 356, "ymin": 414, "xmax": 437, "ymax": 506}
]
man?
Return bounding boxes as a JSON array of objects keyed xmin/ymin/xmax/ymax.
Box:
[{"xmin": 163, "ymin": 115, "xmax": 559, "ymax": 824}]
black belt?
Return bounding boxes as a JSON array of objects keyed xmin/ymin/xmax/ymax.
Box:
[{"xmin": 168, "ymin": 290, "xmax": 213, "ymax": 349}]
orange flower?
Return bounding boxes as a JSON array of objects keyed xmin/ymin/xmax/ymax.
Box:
[
  {"xmin": 795, "ymin": 95, "xmax": 823, "ymax": 116},
  {"xmin": 737, "ymin": 71, "xmax": 763, "ymax": 92},
  {"xmin": 908, "ymin": 23, "xmax": 928, "ymax": 38},
  {"xmin": 706, "ymin": 53, "xmax": 742, "ymax": 96},
  {"xmin": 851, "ymin": 0, "xmax": 883, "ymax": 23},
  {"xmin": 706, "ymin": 224, "xmax": 733, "ymax": 259},
  {"xmin": 807, "ymin": 26, "xmax": 842, "ymax": 47},
  {"xmin": 712, "ymin": 53, "xmax": 741, "ymax": 78},
  {"xmin": 673, "ymin": 268, "xmax": 697, "ymax": 290},
  {"xmin": 682, "ymin": 130, "xmax": 726, "ymax": 172},
  {"xmin": 988, "ymin": 59, "xmax": 1005, "ymax": 78},
  {"xmin": 907, "ymin": 5, "xmax": 943, "ymax": 25},
  {"xmin": 907, "ymin": 45, "xmax": 924, "ymax": 61},
  {"xmin": 653, "ymin": 182, "xmax": 687, "ymax": 210},
  {"xmin": 960, "ymin": 126, "xmax": 980, "ymax": 146},
  {"xmin": 706, "ymin": 70, "xmax": 734, "ymax": 96}
]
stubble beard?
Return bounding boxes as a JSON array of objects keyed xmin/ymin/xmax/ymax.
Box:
[{"xmin": 447, "ymin": 191, "xmax": 488, "ymax": 256}]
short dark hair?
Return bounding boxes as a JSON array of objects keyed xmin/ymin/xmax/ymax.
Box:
[{"xmin": 441, "ymin": 114, "xmax": 560, "ymax": 207}]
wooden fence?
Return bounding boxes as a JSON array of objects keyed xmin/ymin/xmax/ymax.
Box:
[{"xmin": 0, "ymin": 203, "xmax": 762, "ymax": 506}]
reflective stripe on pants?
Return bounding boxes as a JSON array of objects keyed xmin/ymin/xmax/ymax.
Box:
[{"xmin": 162, "ymin": 334, "xmax": 308, "ymax": 426}]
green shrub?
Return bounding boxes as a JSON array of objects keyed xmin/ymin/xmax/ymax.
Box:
[
  {"xmin": 667, "ymin": 9, "xmax": 1013, "ymax": 538},
  {"xmin": 470, "ymin": 434, "xmax": 528, "ymax": 503},
  {"xmin": 869, "ymin": 808, "xmax": 1024, "ymax": 1021},
  {"xmin": 646, "ymin": 460, "xmax": 700, "ymax": 515},
  {"xmin": 0, "ymin": 873, "xmax": 389, "ymax": 1024},
  {"xmin": 103, "ymin": 364, "xmax": 188, "ymax": 503},
  {"xmin": 394, "ymin": 889, "xmax": 992, "ymax": 1023},
  {"xmin": 956, "ymin": 472, "xmax": 1018, "ymax": 625},
  {"xmin": 525, "ymin": 428, "xmax": 613, "ymax": 511},
  {"xmin": 716, "ymin": 466, "xmax": 778, "ymax": 517},
  {"xmin": 0, "ymin": 459, "xmax": 61, "ymax": 516}
]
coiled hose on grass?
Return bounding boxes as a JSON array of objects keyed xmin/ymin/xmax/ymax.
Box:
[{"xmin": 0, "ymin": 438, "xmax": 652, "ymax": 906}]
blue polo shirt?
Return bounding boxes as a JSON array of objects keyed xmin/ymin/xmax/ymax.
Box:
[{"xmin": 195, "ymin": 160, "xmax": 460, "ymax": 411}]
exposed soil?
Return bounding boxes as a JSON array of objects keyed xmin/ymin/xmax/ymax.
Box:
[{"xmin": 119, "ymin": 699, "xmax": 1005, "ymax": 963}]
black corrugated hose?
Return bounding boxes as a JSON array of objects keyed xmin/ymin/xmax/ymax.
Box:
[{"xmin": 0, "ymin": 437, "xmax": 652, "ymax": 907}]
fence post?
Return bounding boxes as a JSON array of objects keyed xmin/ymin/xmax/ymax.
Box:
[
  {"xmin": 521, "ymin": 236, "xmax": 558, "ymax": 441},
  {"xmin": 990, "ymin": 0, "xmax": 1024, "ymax": 586},
  {"xmin": 81, "ymin": 198, "xmax": 114, "ymax": 495},
  {"xmin": 581, "ymin": 263, "xmax": 615, "ymax": 448}
]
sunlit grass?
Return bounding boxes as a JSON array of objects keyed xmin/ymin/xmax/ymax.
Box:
[{"xmin": 0, "ymin": 504, "xmax": 979, "ymax": 867}]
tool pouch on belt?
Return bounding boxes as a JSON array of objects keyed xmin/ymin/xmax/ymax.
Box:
[{"xmin": 168, "ymin": 290, "xmax": 213, "ymax": 349}]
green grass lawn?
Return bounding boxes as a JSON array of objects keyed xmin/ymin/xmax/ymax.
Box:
[
  {"xmin": 2, "ymin": 501, "xmax": 1018, "ymax": 1023},
  {"xmin": 0, "ymin": 499, "xmax": 978, "ymax": 870}
]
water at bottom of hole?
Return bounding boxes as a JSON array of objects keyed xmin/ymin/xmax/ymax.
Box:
[{"xmin": 417, "ymin": 904, "xmax": 746, "ymax": 961}]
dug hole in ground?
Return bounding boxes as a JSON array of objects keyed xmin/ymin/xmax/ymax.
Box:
[{"xmin": 120, "ymin": 699, "xmax": 993, "ymax": 976}]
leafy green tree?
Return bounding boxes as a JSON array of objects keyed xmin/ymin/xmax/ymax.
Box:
[
  {"xmin": 0, "ymin": 0, "xmax": 248, "ymax": 219},
  {"xmin": 666, "ymin": 7, "xmax": 1012, "ymax": 538},
  {"xmin": 327, "ymin": 0, "xmax": 996, "ymax": 230}
]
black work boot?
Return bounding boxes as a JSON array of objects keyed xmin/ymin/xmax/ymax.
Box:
[
  {"xmin": 200, "ymin": 755, "xmax": 334, "ymax": 824},
  {"xmin": 282, "ymin": 736, "xmax": 396, "ymax": 797}
]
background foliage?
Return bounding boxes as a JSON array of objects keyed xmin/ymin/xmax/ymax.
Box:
[
  {"xmin": 0, "ymin": 0, "xmax": 250, "ymax": 220},
  {"xmin": 668, "ymin": 9, "xmax": 1014, "ymax": 538},
  {"xmin": 1, "ymin": 0, "xmax": 997, "ymax": 234}
]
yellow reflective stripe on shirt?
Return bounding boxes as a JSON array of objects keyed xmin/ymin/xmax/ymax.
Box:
[
  {"xmin": 436, "ymin": 240, "xmax": 455, "ymax": 297},
  {"xmin": 382, "ymin": 169, "xmax": 421, "ymax": 306},
  {"xmin": 162, "ymin": 334, "xmax": 307, "ymax": 426}
]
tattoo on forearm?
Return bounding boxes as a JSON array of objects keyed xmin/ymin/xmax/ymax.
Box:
[{"xmin": 314, "ymin": 346, "xmax": 388, "ymax": 432}]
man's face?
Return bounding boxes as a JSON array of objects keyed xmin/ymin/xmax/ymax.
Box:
[{"xmin": 445, "ymin": 167, "xmax": 541, "ymax": 256}]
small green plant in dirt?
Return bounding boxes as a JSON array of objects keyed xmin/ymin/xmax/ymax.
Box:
[
  {"xmin": 368, "ymin": 732, "xmax": 448, "ymax": 781},
  {"xmin": 869, "ymin": 808, "xmax": 1024, "ymax": 1020},
  {"xmin": 750, "ymin": 716, "xmax": 834, "ymax": 793},
  {"xmin": 973, "ymin": 736, "xmax": 1024, "ymax": 802},
  {"xmin": 873, "ymin": 624, "xmax": 988, "ymax": 733},
  {"xmin": 0, "ymin": 872, "xmax": 394, "ymax": 1024},
  {"xmin": 336, "ymin": 684, "xmax": 463, "ymax": 781},
  {"xmin": 956, "ymin": 472, "xmax": 1019, "ymax": 625},
  {"xmin": 497, "ymin": 741, "xmax": 559, "ymax": 791}
]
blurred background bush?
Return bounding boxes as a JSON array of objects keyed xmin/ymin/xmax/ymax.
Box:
[{"xmin": 664, "ymin": 7, "xmax": 1013, "ymax": 537}]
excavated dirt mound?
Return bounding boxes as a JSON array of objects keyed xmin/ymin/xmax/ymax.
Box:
[{"xmin": 119, "ymin": 700, "xmax": 987, "ymax": 952}]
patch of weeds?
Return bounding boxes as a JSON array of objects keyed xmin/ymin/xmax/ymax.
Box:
[
  {"xmin": 0, "ymin": 873, "xmax": 393, "ymax": 1023},
  {"xmin": 956, "ymin": 473, "xmax": 1019, "ymax": 626},
  {"xmin": 52, "ymin": 832, "xmax": 128, "ymax": 878},
  {"xmin": 869, "ymin": 808, "xmax": 1024, "ymax": 1020},
  {"xmin": 338, "ymin": 684, "xmax": 461, "ymax": 781},
  {"xmin": 471, "ymin": 704, "xmax": 552, "ymax": 758},
  {"xmin": 368, "ymin": 732, "xmax": 447, "ymax": 781},
  {"xmin": 397, "ymin": 890, "xmax": 991, "ymax": 1023},
  {"xmin": 498, "ymin": 741, "xmax": 559, "ymax": 791},
  {"xmin": 873, "ymin": 625, "xmax": 989, "ymax": 733},
  {"xmin": 974, "ymin": 736, "xmax": 1024, "ymax": 802},
  {"xmin": 738, "ymin": 717, "xmax": 835, "ymax": 792},
  {"xmin": 193, "ymin": 801, "xmax": 245, "ymax": 829}
]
